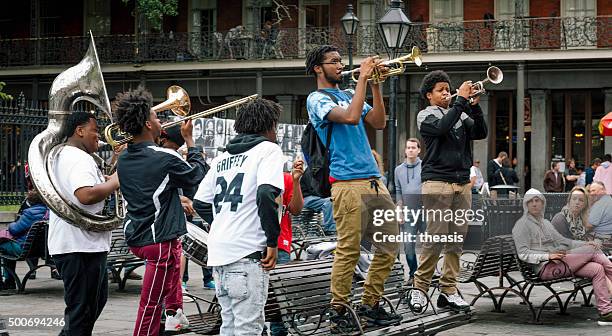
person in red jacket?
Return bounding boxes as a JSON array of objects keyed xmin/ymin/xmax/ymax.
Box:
[{"xmin": 270, "ymin": 156, "xmax": 304, "ymax": 336}]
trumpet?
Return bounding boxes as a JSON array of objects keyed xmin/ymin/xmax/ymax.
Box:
[
  {"xmin": 104, "ymin": 85, "xmax": 258, "ymax": 148},
  {"xmin": 446, "ymin": 66, "xmax": 503, "ymax": 103},
  {"xmin": 341, "ymin": 46, "xmax": 423, "ymax": 84}
]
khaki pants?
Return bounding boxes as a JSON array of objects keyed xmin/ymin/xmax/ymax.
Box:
[
  {"xmin": 330, "ymin": 179, "xmax": 400, "ymax": 307},
  {"xmin": 413, "ymin": 181, "xmax": 471, "ymax": 295}
]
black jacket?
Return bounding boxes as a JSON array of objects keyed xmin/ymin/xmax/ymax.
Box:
[
  {"xmin": 118, "ymin": 141, "xmax": 207, "ymax": 247},
  {"xmin": 487, "ymin": 159, "xmax": 503, "ymax": 186},
  {"xmin": 417, "ymin": 96, "xmax": 488, "ymax": 184}
]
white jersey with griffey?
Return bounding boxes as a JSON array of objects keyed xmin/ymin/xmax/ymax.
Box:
[{"xmin": 194, "ymin": 140, "xmax": 285, "ymax": 267}]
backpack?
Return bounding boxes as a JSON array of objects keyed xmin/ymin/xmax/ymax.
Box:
[{"xmin": 300, "ymin": 89, "xmax": 353, "ymax": 198}]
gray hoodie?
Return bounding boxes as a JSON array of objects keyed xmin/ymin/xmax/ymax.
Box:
[
  {"xmin": 512, "ymin": 188, "xmax": 584, "ymax": 273},
  {"xmin": 394, "ymin": 158, "xmax": 422, "ymax": 207}
]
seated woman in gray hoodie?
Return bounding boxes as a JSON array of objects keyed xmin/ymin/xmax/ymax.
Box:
[{"xmin": 512, "ymin": 188, "xmax": 612, "ymax": 326}]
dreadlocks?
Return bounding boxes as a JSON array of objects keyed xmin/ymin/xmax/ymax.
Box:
[
  {"xmin": 234, "ymin": 98, "xmax": 281, "ymax": 135},
  {"xmin": 114, "ymin": 86, "xmax": 153, "ymax": 136},
  {"xmin": 305, "ymin": 45, "xmax": 339, "ymax": 76},
  {"xmin": 419, "ymin": 70, "xmax": 451, "ymax": 100}
]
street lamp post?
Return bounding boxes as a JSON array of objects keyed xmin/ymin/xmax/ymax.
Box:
[
  {"xmin": 340, "ymin": 4, "xmax": 360, "ymax": 88},
  {"xmin": 377, "ymin": 0, "xmax": 411, "ymax": 194}
]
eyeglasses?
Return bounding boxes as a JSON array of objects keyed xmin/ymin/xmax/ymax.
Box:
[{"xmin": 320, "ymin": 61, "xmax": 344, "ymax": 66}]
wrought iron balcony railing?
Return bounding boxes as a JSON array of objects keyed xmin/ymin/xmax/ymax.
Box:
[{"xmin": 0, "ymin": 16, "xmax": 609, "ymax": 68}]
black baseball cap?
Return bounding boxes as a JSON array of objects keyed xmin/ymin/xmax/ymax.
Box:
[{"xmin": 160, "ymin": 125, "xmax": 185, "ymax": 147}]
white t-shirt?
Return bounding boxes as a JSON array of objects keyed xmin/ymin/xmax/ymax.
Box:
[
  {"xmin": 194, "ymin": 141, "xmax": 284, "ymax": 267},
  {"xmin": 48, "ymin": 146, "xmax": 111, "ymax": 255},
  {"xmin": 470, "ymin": 166, "xmax": 484, "ymax": 189}
]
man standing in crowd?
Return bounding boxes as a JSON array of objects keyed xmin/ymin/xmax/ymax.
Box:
[
  {"xmin": 544, "ymin": 161, "xmax": 565, "ymax": 193},
  {"xmin": 411, "ymin": 70, "xmax": 487, "ymax": 313},
  {"xmin": 470, "ymin": 160, "xmax": 484, "ymax": 193},
  {"xmin": 194, "ymin": 98, "xmax": 285, "ymax": 335},
  {"xmin": 305, "ymin": 45, "xmax": 401, "ymax": 332},
  {"xmin": 594, "ymin": 154, "xmax": 612, "ymax": 195},
  {"xmin": 48, "ymin": 112, "xmax": 120, "ymax": 335},
  {"xmin": 270, "ymin": 157, "xmax": 304, "ymax": 336},
  {"xmin": 586, "ymin": 158, "xmax": 602, "ymax": 186},
  {"xmin": 115, "ymin": 87, "xmax": 208, "ymax": 335},
  {"xmin": 300, "ymin": 169, "xmax": 337, "ymax": 235},
  {"xmin": 487, "ymin": 151, "xmax": 507, "ymax": 187},
  {"xmin": 394, "ymin": 138, "xmax": 424, "ymax": 286}
]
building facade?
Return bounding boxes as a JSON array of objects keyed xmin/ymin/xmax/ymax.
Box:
[{"xmin": 0, "ymin": 0, "xmax": 611, "ymax": 192}]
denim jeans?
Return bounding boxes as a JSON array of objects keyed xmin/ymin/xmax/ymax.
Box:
[
  {"xmin": 0, "ymin": 241, "xmax": 22, "ymax": 283},
  {"xmin": 402, "ymin": 218, "xmax": 426, "ymax": 278},
  {"xmin": 213, "ymin": 258, "xmax": 269, "ymax": 336},
  {"xmin": 270, "ymin": 250, "xmax": 290, "ymax": 336},
  {"xmin": 303, "ymin": 195, "xmax": 336, "ymax": 232}
]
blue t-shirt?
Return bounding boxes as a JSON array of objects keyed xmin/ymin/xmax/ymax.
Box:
[{"xmin": 306, "ymin": 88, "xmax": 380, "ymax": 180}]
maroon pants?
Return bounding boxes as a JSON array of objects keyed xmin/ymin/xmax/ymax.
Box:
[{"xmin": 130, "ymin": 239, "xmax": 183, "ymax": 336}]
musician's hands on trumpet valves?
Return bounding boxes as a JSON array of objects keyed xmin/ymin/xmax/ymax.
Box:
[{"xmin": 358, "ymin": 56, "xmax": 385, "ymax": 84}]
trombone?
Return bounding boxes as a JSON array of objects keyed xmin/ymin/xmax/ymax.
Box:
[
  {"xmin": 104, "ymin": 85, "xmax": 258, "ymax": 148},
  {"xmin": 341, "ymin": 46, "xmax": 423, "ymax": 84},
  {"xmin": 446, "ymin": 66, "xmax": 503, "ymax": 103}
]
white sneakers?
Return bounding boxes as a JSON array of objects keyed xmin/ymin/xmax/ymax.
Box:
[
  {"xmin": 165, "ymin": 308, "xmax": 190, "ymax": 331},
  {"xmin": 409, "ymin": 290, "xmax": 428, "ymax": 313}
]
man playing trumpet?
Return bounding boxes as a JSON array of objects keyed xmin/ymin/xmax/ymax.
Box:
[
  {"xmin": 305, "ymin": 45, "xmax": 401, "ymax": 332},
  {"xmin": 410, "ymin": 70, "xmax": 488, "ymax": 313}
]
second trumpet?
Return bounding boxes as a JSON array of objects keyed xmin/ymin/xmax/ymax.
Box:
[{"xmin": 446, "ymin": 66, "xmax": 503, "ymax": 102}]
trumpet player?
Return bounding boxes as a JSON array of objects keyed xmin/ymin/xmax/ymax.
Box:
[
  {"xmin": 410, "ymin": 71, "xmax": 488, "ymax": 313},
  {"xmin": 114, "ymin": 87, "xmax": 208, "ymax": 335},
  {"xmin": 305, "ymin": 45, "xmax": 402, "ymax": 332}
]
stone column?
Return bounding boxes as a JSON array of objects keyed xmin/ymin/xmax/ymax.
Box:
[
  {"xmin": 530, "ymin": 90, "xmax": 549, "ymax": 191},
  {"xmin": 276, "ymin": 95, "xmax": 297, "ymax": 124},
  {"xmin": 473, "ymin": 94, "xmax": 489, "ymax": 172},
  {"xmin": 396, "ymin": 95, "xmax": 407, "ymax": 165},
  {"xmin": 409, "ymin": 93, "xmax": 420, "ymax": 139},
  {"xmin": 256, "ymin": 71, "xmax": 263, "ymax": 97},
  {"xmin": 605, "ymin": 89, "xmax": 612, "ymax": 155},
  {"xmin": 516, "ymin": 63, "xmax": 526, "ymax": 193}
]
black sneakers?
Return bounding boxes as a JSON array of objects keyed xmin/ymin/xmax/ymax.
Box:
[
  {"xmin": 437, "ymin": 292, "xmax": 470, "ymax": 312},
  {"xmin": 329, "ymin": 308, "xmax": 364, "ymax": 335},
  {"xmin": 358, "ymin": 303, "xmax": 403, "ymax": 327}
]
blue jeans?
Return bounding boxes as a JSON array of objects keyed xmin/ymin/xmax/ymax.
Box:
[
  {"xmin": 303, "ymin": 195, "xmax": 336, "ymax": 232},
  {"xmin": 270, "ymin": 250, "xmax": 290, "ymax": 336},
  {"xmin": 0, "ymin": 241, "xmax": 22, "ymax": 282},
  {"xmin": 213, "ymin": 258, "xmax": 269, "ymax": 336},
  {"xmin": 402, "ymin": 218, "xmax": 426, "ymax": 278}
]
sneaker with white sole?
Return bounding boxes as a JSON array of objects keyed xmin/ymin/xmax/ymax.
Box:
[
  {"xmin": 598, "ymin": 311, "xmax": 612, "ymax": 326},
  {"xmin": 437, "ymin": 292, "xmax": 470, "ymax": 312},
  {"xmin": 409, "ymin": 290, "xmax": 428, "ymax": 313},
  {"xmin": 165, "ymin": 308, "xmax": 190, "ymax": 331}
]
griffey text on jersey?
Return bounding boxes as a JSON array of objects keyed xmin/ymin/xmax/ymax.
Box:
[{"xmin": 216, "ymin": 154, "xmax": 249, "ymax": 173}]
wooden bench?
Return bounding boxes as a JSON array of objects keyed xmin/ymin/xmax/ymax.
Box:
[
  {"xmin": 0, "ymin": 220, "xmax": 54, "ymax": 293},
  {"xmin": 291, "ymin": 209, "xmax": 336, "ymax": 260},
  {"xmin": 106, "ymin": 228, "xmax": 144, "ymax": 290},
  {"xmin": 266, "ymin": 258, "xmax": 471, "ymax": 335}
]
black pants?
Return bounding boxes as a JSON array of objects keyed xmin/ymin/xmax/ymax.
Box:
[{"xmin": 53, "ymin": 252, "xmax": 108, "ymax": 336}]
